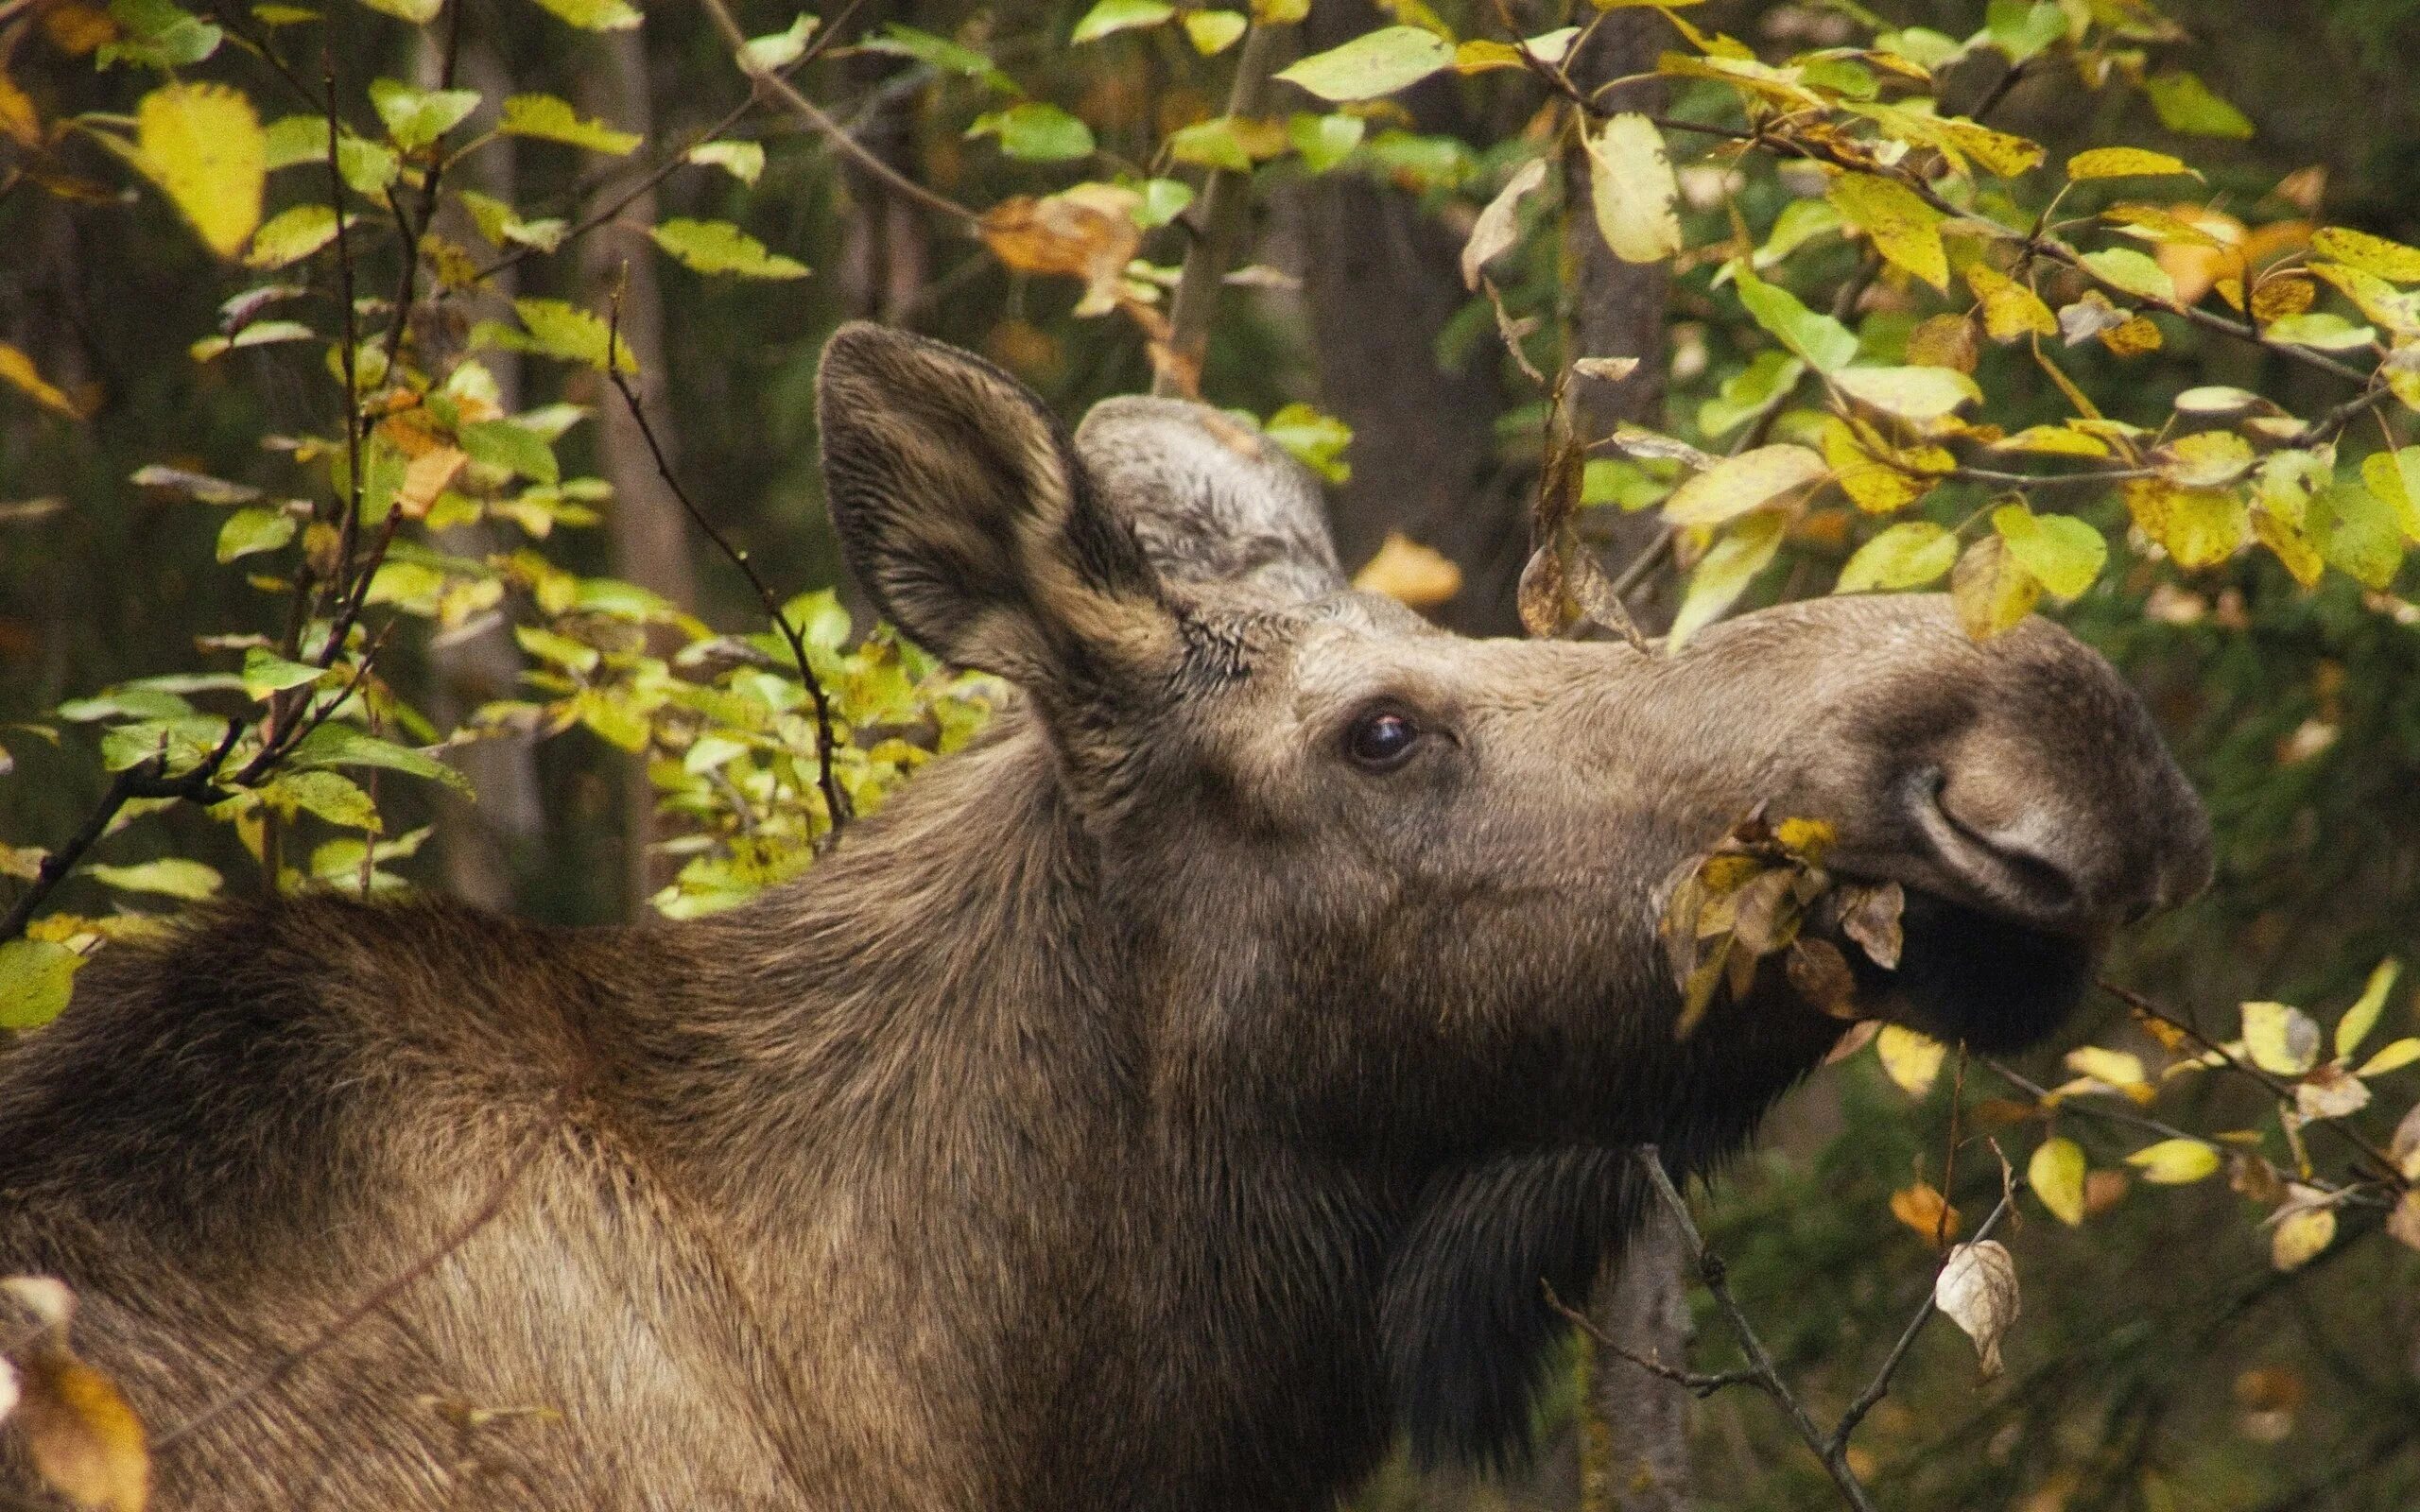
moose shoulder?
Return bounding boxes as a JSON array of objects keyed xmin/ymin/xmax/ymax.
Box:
[{"xmin": 0, "ymin": 325, "xmax": 2210, "ymax": 1510}]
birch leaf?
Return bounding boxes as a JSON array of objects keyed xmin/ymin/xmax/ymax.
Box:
[
  {"xmin": 1668, "ymin": 508, "xmax": 1785, "ymax": 648},
  {"xmin": 1935, "ymin": 1240, "xmax": 2019, "ymax": 1379},
  {"xmin": 2030, "ymin": 1137, "xmax": 2088, "ymax": 1226},
  {"xmin": 1587, "ymin": 113, "xmax": 1681, "ymax": 265},
  {"xmin": 1828, "ymin": 171, "xmax": 1946, "ymax": 289},
  {"xmin": 135, "ymin": 82, "xmax": 266, "ymax": 258},
  {"xmin": 1662, "ymin": 445, "xmax": 1826, "ymax": 527},
  {"xmin": 1461, "ymin": 158, "xmax": 1547, "ymax": 290}
]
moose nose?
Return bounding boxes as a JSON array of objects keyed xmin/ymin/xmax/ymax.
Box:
[{"xmin": 1904, "ymin": 754, "xmax": 2212, "ymax": 936}]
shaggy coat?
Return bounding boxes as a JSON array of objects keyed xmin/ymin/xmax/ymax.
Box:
[{"xmin": 0, "ymin": 326, "xmax": 2211, "ymax": 1510}]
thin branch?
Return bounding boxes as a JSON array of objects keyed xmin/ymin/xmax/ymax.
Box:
[
  {"xmin": 0, "ymin": 723, "xmax": 241, "ymax": 942},
  {"xmin": 1545, "ymin": 1280, "xmax": 1768, "ymax": 1400},
  {"xmin": 603, "ymin": 284, "xmax": 851, "ymax": 836},
  {"xmin": 1827, "ymin": 1180, "xmax": 2018, "ymax": 1453},
  {"xmin": 381, "ymin": 0, "xmax": 464, "ymax": 373},
  {"xmin": 154, "ymin": 1092, "xmax": 565, "ymax": 1453},
  {"xmin": 1634, "ymin": 1146, "xmax": 1883, "ymax": 1512},
  {"xmin": 695, "ymin": 0, "xmax": 977, "ymax": 229},
  {"xmin": 1154, "ymin": 16, "xmax": 1289, "ymax": 396}
]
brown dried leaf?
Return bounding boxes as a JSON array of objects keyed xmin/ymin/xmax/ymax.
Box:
[
  {"xmin": 1935, "ymin": 1239, "xmax": 2019, "ymax": 1379},
  {"xmin": 1786, "ymin": 936, "xmax": 1859, "ymax": 1018},
  {"xmin": 1461, "ymin": 157, "xmax": 1547, "ymax": 290},
  {"xmin": 1561, "ymin": 542, "xmax": 1648, "ymax": 650},
  {"xmin": 978, "ymin": 187, "xmax": 1142, "ymax": 318},
  {"xmin": 1838, "ymin": 880, "xmax": 1905, "ymax": 970},
  {"xmin": 1515, "ymin": 543, "xmax": 1566, "ymax": 638}
]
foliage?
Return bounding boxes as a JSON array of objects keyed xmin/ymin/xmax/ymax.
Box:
[{"xmin": 3, "ymin": 0, "xmax": 2419, "ymax": 1507}]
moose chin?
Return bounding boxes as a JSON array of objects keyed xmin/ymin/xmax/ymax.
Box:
[{"xmin": 0, "ymin": 324, "xmax": 2209, "ymax": 1511}]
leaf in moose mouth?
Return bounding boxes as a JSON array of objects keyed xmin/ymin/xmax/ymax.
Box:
[{"xmin": 1660, "ymin": 813, "xmax": 1903, "ymax": 1039}]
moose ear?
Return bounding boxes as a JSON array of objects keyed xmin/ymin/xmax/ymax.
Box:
[
  {"xmin": 816, "ymin": 323, "xmax": 1176, "ymax": 689},
  {"xmin": 1076, "ymin": 397, "xmax": 1346, "ymax": 604}
]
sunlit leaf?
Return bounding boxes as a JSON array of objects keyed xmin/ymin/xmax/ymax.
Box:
[
  {"xmin": 1827, "ymin": 171, "xmax": 1946, "ymax": 289},
  {"xmin": 1182, "ymin": 9, "xmax": 1246, "ymax": 53},
  {"xmin": 1072, "ymin": 0, "xmax": 1174, "ymax": 43},
  {"xmin": 1288, "ymin": 112, "xmax": 1364, "ymax": 173},
  {"xmin": 649, "ymin": 217, "xmax": 810, "ymax": 278},
  {"xmin": 86, "ymin": 857, "xmax": 221, "ymax": 900},
  {"xmin": 687, "ymin": 140, "xmax": 766, "ymax": 185},
  {"xmin": 2081, "ymin": 247, "xmax": 2177, "ymax": 305},
  {"xmin": 2240, "ymin": 1000, "xmax": 2323, "ymax": 1075},
  {"xmin": 1837, "ymin": 521, "xmax": 1956, "ymax": 593},
  {"xmin": 0, "ymin": 343, "xmax": 89, "ymax": 420},
  {"xmin": 0, "ymin": 939, "xmax": 82, "ymax": 1029},
  {"xmin": 1733, "ymin": 266, "xmax": 1859, "ymax": 372},
  {"xmin": 2336, "ymin": 958, "xmax": 2403, "ymax": 1058},
  {"xmin": 738, "ymin": 12, "xmax": 820, "ymax": 70},
  {"xmin": 216, "ymin": 507, "xmax": 295, "ymax": 562},
  {"xmin": 2127, "ymin": 1138, "xmax": 2221, "ymax": 1183},
  {"xmin": 1875, "ymin": 1024, "xmax": 1946, "ymax": 1096},
  {"xmin": 2066, "ymin": 146, "xmax": 2197, "ymax": 180},
  {"xmin": 2309, "ymin": 226, "xmax": 2420, "ymax": 284},
  {"xmin": 2030, "ymin": 1136, "xmax": 2088, "ymax": 1226},
  {"xmin": 1831, "ymin": 365, "xmax": 1979, "ymax": 422},
  {"xmin": 2144, "ymin": 70, "xmax": 2254, "ymax": 139},
  {"xmin": 1668, "ymin": 509, "xmax": 1785, "ymax": 649},
  {"xmin": 1662, "ymin": 445, "xmax": 1826, "ymax": 528},
  {"xmin": 1461, "ymin": 157, "xmax": 1547, "ymax": 290},
  {"xmin": 368, "ymin": 77, "xmax": 478, "ymax": 151},
  {"xmin": 524, "ymin": 0, "xmax": 641, "ymax": 29},
  {"xmin": 499, "ymin": 94, "xmax": 640, "ymax": 155},
  {"xmin": 1891, "ymin": 1181, "xmax": 1961, "ymax": 1244},
  {"xmin": 16, "ymin": 1351, "xmax": 148, "ymax": 1512},
  {"xmin": 968, "ymin": 102, "xmax": 1096, "ymax": 163},
  {"xmin": 1586, "ymin": 113, "xmax": 1681, "ymax": 265},
  {"xmin": 1951, "ymin": 534, "xmax": 2038, "ymax": 639},
  {"xmin": 1275, "ymin": 26, "xmax": 1453, "ymax": 102},
  {"xmin": 1992, "ymin": 504, "xmax": 2105, "ymax": 599},
  {"xmin": 244, "ymin": 203, "xmax": 338, "ymax": 268},
  {"xmin": 2270, "ymin": 1198, "xmax": 2337, "ymax": 1271},
  {"xmin": 2308, "ymin": 482, "xmax": 2404, "ymax": 588},
  {"xmin": 1352, "ymin": 532, "xmax": 1461, "ymax": 609},
  {"xmin": 134, "ymin": 82, "xmax": 266, "ymax": 259},
  {"xmin": 2357, "ymin": 1038, "xmax": 2420, "ymax": 1076}
]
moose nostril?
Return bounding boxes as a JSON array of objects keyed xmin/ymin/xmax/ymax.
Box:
[{"xmin": 1904, "ymin": 765, "xmax": 2084, "ymax": 922}]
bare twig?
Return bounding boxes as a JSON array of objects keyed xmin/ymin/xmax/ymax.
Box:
[
  {"xmin": 1634, "ymin": 1146, "xmax": 1883, "ymax": 1512},
  {"xmin": 1155, "ymin": 16, "xmax": 1290, "ymax": 396},
  {"xmin": 1827, "ymin": 1180, "xmax": 2018, "ymax": 1454},
  {"xmin": 1546, "ymin": 1280, "xmax": 1767, "ymax": 1400},
  {"xmin": 695, "ymin": 0, "xmax": 977, "ymax": 229},
  {"xmin": 602, "ymin": 284, "xmax": 851, "ymax": 835}
]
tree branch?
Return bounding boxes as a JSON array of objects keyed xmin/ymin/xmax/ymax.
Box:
[{"xmin": 1154, "ymin": 16, "xmax": 1290, "ymax": 397}]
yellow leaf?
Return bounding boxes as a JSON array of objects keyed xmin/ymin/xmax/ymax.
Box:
[
  {"xmin": 2030, "ymin": 1137, "xmax": 2088, "ymax": 1226},
  {"xmin": 0, "ymin": 69, "xmax": 40, "ymax": 149},
  {"xmin": 2336, "ymin": 958, "xmax": 2402, "ymax": 1059},
  {"xmin": 2126, "ymin": 1138, "xmax": 2221, "ymax": 1184},
  {"xmin": 2158, "ymin": 431, "xmax": 2255, "ymax": 490},
  {"xmin": 2100, "ymin": 314, "xmax": 2163, "ymax": 354},
  {"xmin": 1965, "ymin": 263, "xmax": 2057, "ymax": 341},
  {"xmin": 2309, "ymin": 226, "xmax": 2420, "ymax": 284},
  {"xmin": 2123, "ymin": 477, "xmax": 2246, "ymax": 570},
  {"xmin": 0, "ymin": 342, "xmax": 89, "ymax": 420},
  {"xmin": 398, "ymin": 445, "xmax": 467, "ymax": 521},
  {"xmin": 1837, "ymin": 520, "xmax": 1957, "ymax": 593},
  {"xmin": 1351, "ymin": 532, "xmax": 1461, "ymax": 609},
  {"xmin": 1821, "ymin": 418, "xmax": 1946, "ymax": 514},
  {"xmin": 1875, "ymin": 1024, "xmax": 1946, "ymax": 1096},
  {"xmin": 2356, "ymin": 1038, "xmax": 2420, "ymax": 1077},
  {"xmin": 18, "ymin": 1353, "xmax": 149, "ymax": 1512},
  {"xmin": 1662, "ymin": 444, "xmax": 1827, "ymax": 527},
  {"xmin": 2064, "ymin": 1044, "xmax": 2147, "ymax": 1092},
  {"xmin": 1950, "ymin": 534, "xmax": 2038, "ymax": 639},
  {"xmin": 135, "ymin": 82, "xmax": 267, "ymax": 259},
  {"xmin": 2241, "ymin": 999, "xmax": 2322, "ymax": 1075},
  {"xmin": 2389, "ymin": 1191, "xmax": 2420, "ymax": 1252},
  {"xmin": 2066, "ymin": 147, "xmax": 2198, "ymax": 180},
  {"xmin": 2270, "ymin": 1201, "xmax": 2337, "ymax": 1271},
  {"xmin": 1587, "ymin": 113, "xmax": 1681, "ymax": 264},
  {"xmin": 1831, "ymin": 365, "xmax": 1980, "ymax": 422},
  {"xmin": 1827, "ymin": 171, "xmax": 1946, "ymax": 290}
]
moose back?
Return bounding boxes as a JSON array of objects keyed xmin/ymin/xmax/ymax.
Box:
[{"xmin": 0, "ymin": 325, "xmax": 2210, "ymax": 1510}]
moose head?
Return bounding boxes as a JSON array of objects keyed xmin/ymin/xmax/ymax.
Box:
[{"xmin": 0, "ymin": 324, "xmax": 2210, "ymax": 1512}]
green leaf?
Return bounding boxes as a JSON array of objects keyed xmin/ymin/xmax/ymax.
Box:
[
  {"xmin": 1827, "ymin": 172, "xmax": 1945, "ymax": 290},
  {"xmin": 337, "ymin": 133, "xmax": 399, "ymax": 196},
  {"xmin": 216, "ymin": 506, "xmax": 296, "ymax": 562},
  {"xmin": 1131, "ymin": 176, "xmax": 1195, "ymax": 229},
  {"xmin": 87, "ymin": 857, "xmax": 223, "ymax": 900},
  {"xmin": 2144, "ymin": 70, "xmax": 2253, "ymax": 139},
  {"xmin": 687, "ymin": 140, "xmax": 766, "ymax": 185},
  {"xmin": 524, "ymin": 0, "xmax": 641, "ymax": 29},
  {"xmin": 2360, "ymin": 447, "xmax": 2420, "ymax": 540},
  {"xmin": 510, "ymin": 297, "xmax": 637, "ymax": 371},
  {"xmin": 1275, "ymin": 26, "xmax": 1454, "ymax": 102},
  {"xmin": 2337, "ymin": 958, "xmax": 2402, "ymax": 1059},
  {"xmin": 287, "ymin": 725, "xmax": 471, "ymax": 794},
  {"xmin": 1733, "ymin": 265, "xmax": 1859, "ymax": 372},
  {"xmin": 1263, "ymin": 403, "xmax": 1353, "ymax": 485},
  {"xmin": 968, "ymin": 103, "xmax": 1096, "ymax": 163},
  {"xmin": 59, "ymin": 687, "xmax": 194, "ymax": 723},
  {"xmin": 134, "ymin": 82, "xmax": 266, "ymax": 259},
  {"xmin": 861, "ymin": 25, "xmax": 1015, "ymax": 92},
  {"xmin": 354, "ymin": 0, "xmax": 441, "ymax": 21},
  {"xmin": 1587, "ymin": 113, "xmax": 1681, "ymax": 265},
  {"xmin": 0, "ymin": 939, "xmax": 81, "ymax": 1030},
  {"xmin": 241, "ymin": 646, "xmax": 325, "ymax": 697},
  {"xmin": 1288, "ymin": 112, "xmax": 1364, "ymax": 173},
  {"xmin": 1838, "ymin": 521, "xmax": 1958, "ymax": 593},
  {"xmin": 253, "ymin": 768, "xmax": 380, "ymax": 829},
  {"xmin": 2066, "ymin": 146, "xmax": 2196, "ymax": 181},
  {"xmin": 2080, "ymin": 247, "xmax": 2177, "ymax": 304},
  {"xmin": 1183, "ymin": 9, "xmax": 1246, "ymax": 53},
  {"xmin": 648, "ymin": 217, "xmax": 810, "ymax": 279},
  {"xmin": 1167, "ymin": 117, "xmax": 1256, "ymax": 173},
  {"xmin": 1832, "ymin": 365, "xmax": 1979, "ymax": 422},
  {"xmin": 739, "ymin": 12, "xmax": 820, "ymax": 70},
  {"xmin": 1984, "ymin": 0, "xmax": 2066, "ymax": 63},
  {"xmin": 1992, "ymin": 504, "xmax": 2107, "ymax": 599},
  {"xmin": 368, "ymin": 77, "xmax": 479, "ymax": 151},
  {"xmin": 460, "ymin": 418, "xmax": 560, "ymax": 484},
  {"xmin": 244, "ymin": 202, "xmax": 338, "ymax": 268},
  {"xmin": 1670, "ymin": 509, "xmax": 1787, "ymax": 649},
  {"xmin": 499, "ymin": 94, "xmax": 640, "ymax": 155},
  {"xmin": 98, "ymin": 0, "xmax": 222, "ymax": 68},
  {"xmin": 2261, "ymin": 312, "xmax": 2376, "ymax": 350},
  {"xmin": 1071, "ymin": 0, "xmax": 1173, "ymax": 43},
  {"xmin": 2309, "ymin": 481, "xmax": 2405, "ymax": 588},
  {"xmin": 261, "ymin": 114, "xmax": 328, "ymax": 170}
]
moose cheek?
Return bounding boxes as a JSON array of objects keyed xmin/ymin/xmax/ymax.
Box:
[{"xmin": 1845, "ymin": 889, "xmax": 2096, "ymax": 1054}]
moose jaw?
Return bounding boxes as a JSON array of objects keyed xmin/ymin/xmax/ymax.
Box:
[{"xmin": 0, "ymin": 325, "xmax": 2210, "ymax": 1510}]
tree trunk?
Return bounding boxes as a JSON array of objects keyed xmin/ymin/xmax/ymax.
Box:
[
  {"xmin": 1563, "ymin": 16, "xmax": 1694, "ymax": 1511},
  {"xmin": 579, "ymin": 25, "xmax": 698, "ymax": 919},
  {"xmin": 422, "ymin": 39, "xmax": 541, "ymax": 913},
  {"xmin": 837, "ymin": 2, "xmax": 930, "ymax": 322}
]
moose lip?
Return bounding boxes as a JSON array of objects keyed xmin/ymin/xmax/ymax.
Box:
[{"xmin": 1834, "ymin": 884, "xmax": 2097, "ymax": 1054}]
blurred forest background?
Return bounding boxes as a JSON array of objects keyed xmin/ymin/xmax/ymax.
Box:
[{"xmin": 5, "ymin": 0, "xmax": 2420, "ymax": 1508}]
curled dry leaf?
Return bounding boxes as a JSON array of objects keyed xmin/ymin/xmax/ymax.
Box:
[
  {"xmin": 1891, "ymin": 1180, "xmax": 1962, "ymax": 1246},
  {"xmin": 1935, "ymin": 1239, "xmax": 2019, "ymax": 1380},
  {"xmin": 1515, "ymin": 543, "xmax": 1566, "ymax": 639},
  {"xmin": 978, "ymin": 186, "xmax": 1142, "ymax": 318},
  {"xmin": 1560, "ymin": 543, "xmax": 1648, "ymax": 651},
  {"xmin": 1786, "ymin": 936, "xmax": 1858, "ymax": 1018},
  {"xmin": 1834, "ymin": 879, "xmax": 1904, "ymax": 970},
  {"xmin": 1461, "ymin": 157, "xmax": 1547, "ymax": 291},
  {"xmin": 1571, "ymin": 356, "xmax": 1641, "ymax": 384}
]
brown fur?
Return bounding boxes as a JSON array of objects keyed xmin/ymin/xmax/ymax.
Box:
[{"xmin": 0, "ymin": 326, "xmax": 2211, "ymax": 1509}]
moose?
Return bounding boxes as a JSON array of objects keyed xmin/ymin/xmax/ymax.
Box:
[{"xmin": 0, "ymin": 324, "xmax": 2209, "ymax": 1510}]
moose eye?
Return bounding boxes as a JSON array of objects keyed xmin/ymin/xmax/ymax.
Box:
[{"xmin": 1343, "ymin": 709, "xmax": 1421, "ymax": 771}]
